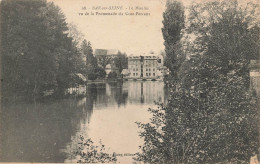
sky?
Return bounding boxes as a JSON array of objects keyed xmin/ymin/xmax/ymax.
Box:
[
  {"xmin": 48, "ymin": 0, "xmax": 259, "ymax": 55},
  {"xmin": 49, "ymin": 0, "xmax": 168, "ymax": 55}
]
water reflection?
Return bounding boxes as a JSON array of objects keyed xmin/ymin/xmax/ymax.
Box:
[
  {"xmin": 0, "ymin": 98, "xmax": 93, "ymax": 162},
  {"xmin": 65, "ymin": 81, "xmax": 168, "ymax": 163},
  {"xmin": 0, "ymin": 81, "xmax": 167, "ymax": 163},
  {"xmin": 92, "ymin": 81, "xmax": 168, "ymax": 108}
]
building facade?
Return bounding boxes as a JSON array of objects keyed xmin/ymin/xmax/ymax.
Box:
[
  {"xmin": 94, "ymin": 49, "xmax": 119, "ymax": 68},
  {"xmin": 127, "ymin": 55, "xmax": 164, "ymax": 80}
]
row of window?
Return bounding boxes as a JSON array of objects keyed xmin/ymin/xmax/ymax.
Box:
[
  {"xmin": 129, "ymin": 61, "xmax": 140, "ymax": 64},
  {"xmin": 129, "ymin": 60, "xmax": 158, "ymax": 64},
  {"xmin": 130, "ymin": 64, "xmax": 157, "ymax": 68},
  {"xmin": 144, "ymin": 60, "xmax": 157, "ymax": 64},
  {"xmin": 131, "ymin": 68, "xmax": 156, "ymax": 71},
  {"xmin": 145, "ymin": 68, "xmax": 156, "ymax": 71},
  {"xmin": 145, "ymin": 64, "xmax": 156, "ymax": 67},
  {"xmin": 132, "ymin": 73, "xmax": 156, "ymax": 76},
  {"xmin": 146, "ymin": 73, "xmax": 156, "ymax": 76}
]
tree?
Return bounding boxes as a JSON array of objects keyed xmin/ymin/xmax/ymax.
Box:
[
  {"xmin": 107, "ymin": 72, "xmax": 117, "ymax": 79},
  {"xmin": 95, "ymin": 67, "xmax": 106, "ymax": 79},
  {"xmin": 67, "ymin": 23, "xmax": 84, "ymax": 48},
  {"xmin": 1, "ymin": 0, "xmax": 85, "ymax": 98},
  {"xmin": 136, "ymin": 0, "xmax": 260, "ymax": 163},
  {"xmin": 114, "ymin": 51, "xmax": 128, "ymax": 73},
  {"xmin": 98, "ymin": 55, "xmax": 111, "ymax": 69},
  {"xmin": 188, "ymin": 0, "xmax": 259, "ymax": 76},
  {"xmin": 80, "ymin": 40, "xmax": 99, "ymax": 80},
  {"xmin": 81, "ymin": 40, "xmax": 96, "ymax": 67},
  {"xmin": 75, "ymin": 135, "xmax": 117, "ymax": 163},
  {"xmin": 162, "ymin": 0, "xmax": 185, "ymax": 80},
  {"xmin": 137, "ymin": 55, "xmax": 259, "ymax": 164}
]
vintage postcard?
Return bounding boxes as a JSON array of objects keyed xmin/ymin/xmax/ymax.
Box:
[{"xmin": 0, "ymin": 0, "xmax": 259, "ymax": 163}]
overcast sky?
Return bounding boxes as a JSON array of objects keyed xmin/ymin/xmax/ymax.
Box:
[
  {"xmin": 49, "ymin": 0, "xmax": 169, "ymax": 55},
  {"xmin": 49, "ymin": 0, "xmax": 257, "ymax": 55}
]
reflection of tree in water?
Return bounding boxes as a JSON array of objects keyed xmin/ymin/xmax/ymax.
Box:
[
  {"xmin": 0, "ymin": 81, "xmax": 168, "ymax": 163},
  {"xmin": 126, "ymin": 81, "xmax": 168, "ymax": 104},
  {"xmin": 112, "ymin": 82, "xmax": 128, "ymax": 107},
  {"xmin": 87, "ymin": 82, "xmax": 128, "ymax": 108},
  {"xmin": 86, "ymin": 84, "xmax": 97, "ymax": 110},
  {"xmin": 0, "ymin": 97, "xmax": 94, "ymax": 163}
]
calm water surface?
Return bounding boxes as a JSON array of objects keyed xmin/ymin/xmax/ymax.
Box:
[{"xmin": 0, "ymin": 81, "xmax": 168, "ymax": 163}]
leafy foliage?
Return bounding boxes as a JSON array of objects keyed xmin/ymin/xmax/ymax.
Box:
[
  {"xmin": 80, "ymin": 40, "xmax": 107, "ymax": 80},
  {"xmin": 75, "ymin": 135, "xmax": 117, "ymax": 163},
  {"xmin": 107, "ymin": 72, "xmax": 118, "ymax": 79},
  {"xmin": 162, "ymin": 0, "xmax": 185, "ymax": 79},
  {"xmin": 1, "ymin": 0, "xmax": 85, "ymax": 98},
  {"xmin": 137, "ymin": 56, "xmax": 259, "ymax": 164},
  {"xmin": 114, "ymin": 52, "xmax": 128, "ymax": 73},
  {"xmin": 98, "ymin": 55, "xmax": 112, "ymax": 70},
  {"xmin": 137, "ymin": 0, "xmax": 260, "ymax": 163}
]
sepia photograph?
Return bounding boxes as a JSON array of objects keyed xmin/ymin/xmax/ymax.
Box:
[{"xmin": 0, "ymin": 0, "xmax": 259, "ymax": 163}]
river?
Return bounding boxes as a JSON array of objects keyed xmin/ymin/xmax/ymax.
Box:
[{"xmin": 0, "ymin": 81, "xmax": 168, "ymax": 163}]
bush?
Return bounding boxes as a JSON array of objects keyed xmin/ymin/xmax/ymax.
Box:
[
  {"xmin": 75, "ymin": 135, "xmax": 117, "ymax": 163},
  {"xmin": 87, "ymin": 73, "xmax": 97, "ymax": 80},
  {"xmin": 96, "ymin": 67, "xmax": 106, "ymax": 79},
  {"xmin": 107, "ymin": 72, "xmax": 117, "ymax": 79}
]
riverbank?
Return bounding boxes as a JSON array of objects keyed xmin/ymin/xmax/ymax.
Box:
[{"xmin": 87, "ymin": 78, "xmax": 123, "ymax": 84}]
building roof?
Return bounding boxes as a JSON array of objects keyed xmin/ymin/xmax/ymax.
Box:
[
  {"xmin": 94, "ymin": 49, "xmax": 119, "ymax": 56},
  {"xmin": 107, "ymin": 49, "xmax": 119, "ymax": 55}
]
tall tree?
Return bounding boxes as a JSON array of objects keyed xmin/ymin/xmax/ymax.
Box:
[
  {"xmin": 81, "ymin": 40, "xmax": 99, "ymax": 80},
  {"xmin": 114, "ymin": 51, "xmax": 128, "ymax": 73},
  {"xmin": 1, "ymin": 0, "xmax": 85, "ymax": 98},
  {"xmin": 81, "ymin": 40, "xmax": 97, "ymax": 67},
  {"xmin": 162, "ymin": 0, "xmax": 185, "ymax": 80}
]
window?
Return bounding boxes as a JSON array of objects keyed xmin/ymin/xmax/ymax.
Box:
[
  {"xmin": 133, "ymin": 73, "xmax": 135, "ymax": 76},
  {"xmin": 149, "ymin": 73, "xmax": 151, "ymax": 76},
  {"xmin": 133, "ymin": 68, "xmax": 135, "ymax": 71},
  {"xmin": 153, "ymin": 68, "xmax": 155, "ymax": 71},
  {"xmin": 153, "ymin": 73, "xmax": 155, "ymax": 76},
  {"xmin": 136, "ymin": 68, "xmax": 138, "ymax": 71},
  {"xmin": 136, "ymin": 73, "xmax": 138, "ymax": 76},
  {"xmin": 146, "ymin": 73, "xmax": 148, "ymax": 76}
]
